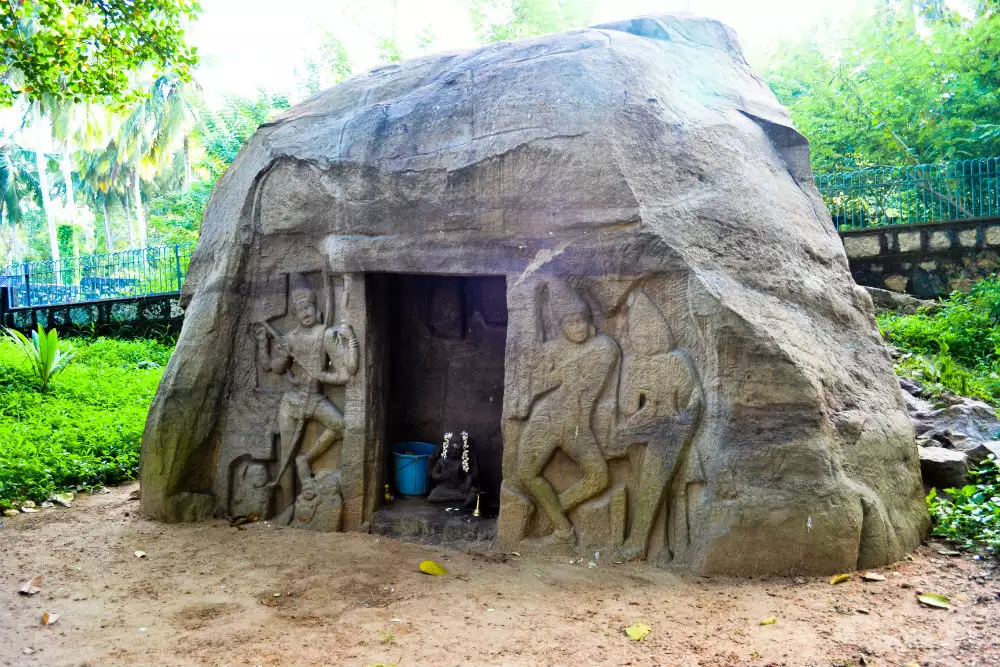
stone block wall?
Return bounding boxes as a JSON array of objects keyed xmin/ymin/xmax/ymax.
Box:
[
  {"xmin": 841, "ymin": 218, "xmax": 1000, "ymax": 298},
  {"xmin": 0, "ymin": 291, "xmax": 184, "ymax": 336}
]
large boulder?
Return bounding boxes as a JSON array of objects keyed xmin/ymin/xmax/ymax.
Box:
[{"xmin": 141, "ymin": 14, "xmax": 928, "ymax": 575}]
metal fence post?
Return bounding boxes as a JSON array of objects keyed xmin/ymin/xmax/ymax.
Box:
[
  {"xmin": 173, "ymin": 244, "xmax": 183, "ymax": 291},
  {"xmin": 0, "ymin": 286, "xmax": 7, "ymax": 327},
  {"xmin": 22, "ymin": 262, "xmax": 31, "ymax": 308}
]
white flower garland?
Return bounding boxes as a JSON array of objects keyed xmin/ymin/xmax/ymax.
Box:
[
  {"xmin": 441, "ymin": 432, "xmax": 453, "ymax": 458},
  {"xmin": 461, "ymin": 431, "xmax": 470, "ymax": 473}
]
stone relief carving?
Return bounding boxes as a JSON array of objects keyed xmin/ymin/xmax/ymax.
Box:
[
  {"xmin": 607, "ymin": 289, "xmax": 703, "ymax": 561},
  {"xmin": 251, "ymin": 272, "xmax": 360, "ymax": 529},
  {"xmin": 509, "ymin": 279, "xmax": 621, "ymax": 547},
  {"xmin": 501, "ymin": 279, "xmax": 704, "ymax": 559}
]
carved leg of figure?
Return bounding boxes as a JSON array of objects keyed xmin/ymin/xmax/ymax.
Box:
[
  {"xmin": 519, "ymin": 437, "xmax": 574, "ymax": 542},
  {"xmin": 275, "ymin": 399, "xmax": 301, "ymax": 523},
  {"xmin": 558, "ymin": 430, "xmax": 610, "ymax": 513},
  {"xmin": 621, "ymin": 426, "xmax": 693, "ymax": 561},
  {"xmin": 618, "ymin": 442, "xmax": 670, "ymax": 561},
  {"xmin": 298, "ymin": 402, "xmax": 345, "ymax": 479}
]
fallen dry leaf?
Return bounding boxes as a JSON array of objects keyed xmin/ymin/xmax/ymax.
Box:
[
  {"xmin": 829, "ymin": 573, "xmax": 851, "ymax": 585},
  {"xmin": 625, "ymin": 621, "xmax": 651, "ymax": 641},
  {"xmin": 41, "ymin": 612, "xmax": 59, "ymax": 626},
  {"xmin": 230, "ymin": 514, "xmax": 259, "ymax": 528},
  {"xmin": 18, "ymin": 575, "xmax": 42, "ymax": 596},
  {"xmin": 419, "ymin": 560, "xmax": 447, "ymax": 576},
  {"xmin": 917, "ymin": 592, "xmax": 950, "ymax": 609},
  {"xmin": 760, "ymin": 616, "xmax": 777, "ymax": 626},
  {"xmin": 49, "ymin": 491, "xmax": 74, "ymax": 507}
]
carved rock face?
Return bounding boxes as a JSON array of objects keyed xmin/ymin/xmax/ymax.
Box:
[{"xmin": 140, "ymin": 14, "xmax": 928, "ymax": 575}]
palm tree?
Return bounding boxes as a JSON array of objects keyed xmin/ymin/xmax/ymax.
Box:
[
  {"xmin": 116, "ymin": 74, "xmax": 201, "ymax": 247},
  {"xmin": 29, "ymin": 103, "xmax": 61, "ymax": 279},
  {"xmin": 76, "ymin": 141, "xmax": 127, "ymax": 253},
  {"xmin": 0, "ymin": 133, "xmax": 40, "ymax": 266}
]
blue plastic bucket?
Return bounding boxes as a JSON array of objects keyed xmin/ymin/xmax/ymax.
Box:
[{"xmin": 391, "ymin": 441, "xmax": 437, "ymax": 497}]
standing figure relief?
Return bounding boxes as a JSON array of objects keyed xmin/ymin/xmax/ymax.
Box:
[
  {"xmin": 510, "ymin": 279, "xmax": 620, "ymax": 547},
  {"xmin": 253, "ymin": 272, "xmax": 360, "ymax": 528},
  {"xmin": 607, "ymin": 289, "xmax": 703, "ymax": 561}
]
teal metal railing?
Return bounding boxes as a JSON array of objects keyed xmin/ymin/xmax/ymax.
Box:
[
  {"xmin": 816, "ymin": 157, "xmax": 1000, "ymax": 230},
  {"xmin": 0, "ymin": 243, "xmax": 195, "ymax": 309}
]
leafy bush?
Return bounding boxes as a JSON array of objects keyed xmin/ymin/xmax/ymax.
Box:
[
  {"xmin": 927, "ymin": 456, "xmax": 1000, "ymax": 555},
  {"xmin": 0, "ymin": 336, "xmax": 172, "ymax": 510},
  {"xmin": 3, "ymin": 325, "xmax": 77, "ymax": 391},
  {"xmin": 878, "ymin": 277, "xmax": 1000, "ymax": 405}
]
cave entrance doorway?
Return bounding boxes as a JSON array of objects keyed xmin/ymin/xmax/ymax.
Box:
[{"xmin": 369, "ymin": 273, "xmax": 508, "ymax": 540}]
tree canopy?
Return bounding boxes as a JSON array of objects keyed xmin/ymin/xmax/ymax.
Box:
[
  {"xmin": 0, "ymin": 0, "xmax": 200, "ymax": 107},
  {"xmin": 762, "ymin": 0, "xmax": 1000, "ymax": 174}
]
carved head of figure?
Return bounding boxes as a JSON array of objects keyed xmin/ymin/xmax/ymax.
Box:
[
  {"xmin": 289, "ymin": 273, "xmax": 319, "ymax": 328},
  {"xmin": 549, "ymin": 279, "xmax": 592, "ymax": 344}
]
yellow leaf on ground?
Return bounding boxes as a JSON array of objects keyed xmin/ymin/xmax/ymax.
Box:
[
  {"xmin": 419, "ymin": 560, "xmax": 447, "ymax": 576},
  {"xmin": 760, "ymin": 616, "xmax": 777, "ymax": 626},
  {"xmin": 829, "ymin": 573, "xmax": 851, "ymax": 585},
  {"xmin": 917, "ymin": 592, "xmax": 950, "ymax": 609},
  {"xmin": 625, "ymin": 621, "xmax": 651, "ymax": 641}
]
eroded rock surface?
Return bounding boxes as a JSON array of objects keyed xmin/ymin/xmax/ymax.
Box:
[
  {"xmin": 140, "ymin": 14, "xmax": 928, "ymax": 575},
  {"xmin": 900, "ymin": 376, "xmax": 1000, "ymax": 490}
]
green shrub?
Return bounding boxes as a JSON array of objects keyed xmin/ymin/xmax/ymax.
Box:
[
  {"xmin": 3, "ymin": 325, "xmax": 77, "ymax": 391},
  {"xmin": 878, "ymin": 276, "xmax": 1000, "ymax": 405},
  {"xmin": 0, "ymin": 336, "xmax": 171, "ymax": 510},
  {"xmin": 927, "ymin": 456, "xmax": 1000, "ymax": 555}
]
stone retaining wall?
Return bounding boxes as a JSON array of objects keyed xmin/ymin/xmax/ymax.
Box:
[
  {"xmin": 0, "ymin": 288, "xmax": 183, "ymax": 336},
  {"xmin": 841, "ymin": 218, "xmax": 1000, "ymax": 298}
]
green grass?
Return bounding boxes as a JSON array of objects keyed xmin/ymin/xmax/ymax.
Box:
[{"xmin": 0, "ymin": 336, "xmax": 172, "ymax": 510}]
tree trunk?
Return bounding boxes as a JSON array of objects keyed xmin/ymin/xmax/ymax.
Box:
[
  {"xmin": 102, "ymin": 197, "xmax": 114, "ymax": 252},
  {"xmin": 33, "ymin": 131, "xmax": 61, "ymax": 283},
  {"xmin": 124, "ymin": 188, "xmax": 135, "ymax": 248},
  {"xmin": 60, "ymin": 146, "xmax": 77, "ymax": 232},
  {"xmin": 183, "ymin": 135, "xmax": 192, "ymax": 192},
  {"xmin": 133, "ymin": 170, "xmax": 147, "ymax": 248}
]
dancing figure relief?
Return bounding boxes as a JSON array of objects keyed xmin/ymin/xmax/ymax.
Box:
[
  {"xmin": 510, "ymin": 280, "xmax": 620, "ymax": 547},
  {"xmin": 253, "ymin": 272, "xmax": 359, "ymax": 526}
]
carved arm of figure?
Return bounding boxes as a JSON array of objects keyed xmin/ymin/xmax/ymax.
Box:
[
  {"xmin": 318, "ymin": 322, "xmax": 360, "ymax": 386},
  {"xmin": 510, "ymin": 342, "xmax": 560, "ymax": 420},
  {"xmin": 675, "ymin": 379, "xmax": 703, "ymax": 426},
  {"xmin": 254, "ymin": 322, "xmax": 292, "ymax": 375}
]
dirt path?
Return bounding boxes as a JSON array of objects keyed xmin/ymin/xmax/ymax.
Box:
[{"xmin": 1, "ymin": 485, "xmax": 997, "ymax": 667}]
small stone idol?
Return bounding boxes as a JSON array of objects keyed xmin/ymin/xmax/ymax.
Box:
[{"xmin": 427, "ymin": 430, "xmax": 479, "ymax": 508}]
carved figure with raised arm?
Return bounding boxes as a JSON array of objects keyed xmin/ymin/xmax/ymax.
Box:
[{"xmin": 253, "ymin": 273, "xmax": 359, "ymax": 523}]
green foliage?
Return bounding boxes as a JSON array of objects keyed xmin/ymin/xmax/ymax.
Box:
[
  {"xmin": 926, "ymin": 456, "xmax": 1000, "ymax": 555},
  {"xmin": 148, "ymin": 179, "xmax": 211, "ymax": 245},
  {"xmin": 0, "ymin": 335, "xmax": 170, "ymax": 509},
  {"xmin": 762, "ymin": 0, "xmax": 1000, "ymax": 173},
  {"xmin": 195, "ymin": 92, "xmax": 290, "ymax": 179},
  {"xmin": 2, "ymin": 324, "xmax": 76, "ymax": 391},
  {"xmin": 879, "ymin": 276, "xmax": 1000, "ymax": 404},
  {"xmin": 0, "ymin": 0, "xmax": 200, "ymax": 108},
  {"xmin": 468, "ymin": 0, "xmax": 596, "ymax": 43},
  {"xmin": 296, "ymin": 33, "xmax": 353, "ymax": 95}
]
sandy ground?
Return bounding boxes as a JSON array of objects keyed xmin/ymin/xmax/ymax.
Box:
[{"xmin": 1, "ymin": 484, "xmax": 998, "ymax": 667}]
